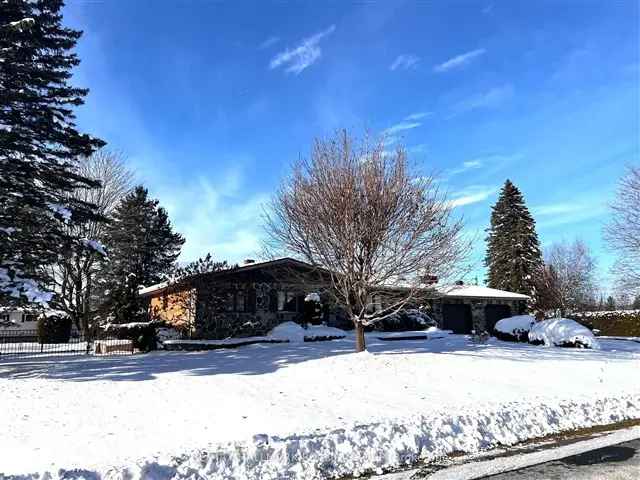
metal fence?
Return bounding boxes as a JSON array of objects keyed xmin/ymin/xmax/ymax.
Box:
[{"xmin": 0, "ymin": 329, "xmax": 136, "ymax": 358}]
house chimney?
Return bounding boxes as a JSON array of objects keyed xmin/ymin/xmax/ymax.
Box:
[
  {"xmin": 421, "ymin": 274, "xmax": 438, "ymax": 285},
  {"xmin": 244, "ymin": 259, "xmax": 256, "ymax": 265}
]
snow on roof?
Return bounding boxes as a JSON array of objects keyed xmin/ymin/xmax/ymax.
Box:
[{"xmin": 436, "ymin": 284, "xmax": 529, "ymax": 300}]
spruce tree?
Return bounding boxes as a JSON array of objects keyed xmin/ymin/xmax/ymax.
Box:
[
  {"xmin": 485, "ymin": 180, "xmax": 543, "ymax": 300},
  {"xmin": 0, "ymin": 1, "xmax": 105, "ymax": 304},
  {"xmin": 100, "ymin": 186, "xmax": 185, "ymax": 323}
]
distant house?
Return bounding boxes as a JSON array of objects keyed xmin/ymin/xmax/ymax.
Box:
[
  {"xmin": 0, "ymin": 307, "xmax": 40, "ymax": 330},
  {"xmin": 139, "ymin": 257, "xmax": 528, "ymax": 338}
]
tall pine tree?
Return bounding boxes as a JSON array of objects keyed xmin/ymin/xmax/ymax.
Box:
[
  {"xmin": 0, "ymin": 0, "xmax": 105, "ymax": 304},
  {"xmin": 485, "ymin": 180, "xmax": 543, "ymax": 301},
  {"xmin": 100, "ymin": 186, "xmax": 185, "ymax": 323}
]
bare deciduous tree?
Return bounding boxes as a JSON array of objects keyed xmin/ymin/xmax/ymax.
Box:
[
  {"xmin": 47, "ymin": 150, "xmax": 134, "ymax": 333},
  {"xmin": 535, "ymin": 239, "xmax": 597, "ymax": 316},
  {"xmin": 264, "ymin": 130, "xmax": 470, "ymax": 351},
  {"xmin": 605, "ymin": 166, "xmax": 640, "ymax": 293}
]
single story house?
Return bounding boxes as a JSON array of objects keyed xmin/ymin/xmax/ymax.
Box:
[
  {"xmin": 140, "ymin": 257, "xmax": 528, "ymax": 338},
  {"xmin": 0, "ymin": 307, "xmax": 40, "ymax": 330}
]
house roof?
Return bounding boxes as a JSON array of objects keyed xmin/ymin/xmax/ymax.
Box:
[
  {"xmin": 138, "ymin": 257, "xmax": 529, "ymax": 301},
  {"xmin": 138, "ymin": 257, "xmax": 317, "ymax": 297},
  {"xmin": 435, "ymin": 284, "xmax": 529, "ymax": 300}
]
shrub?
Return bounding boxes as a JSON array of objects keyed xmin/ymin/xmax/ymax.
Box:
[
  {"xmin": 570, "ymin": 310, "xmax": 640, "ymax": 337},
  {"xmin": 37, "ymin": 311, "xmax": 72, "ymax": 344},
  {"xmin": 102, "ymin": 321, "xmax": 158, "ymax": 352},
  {"xmin": 374, "ymin": 309, "xmax": 436, "ymax": 332},
  {"xmin": 493, "ymin": 315, "xmax": 535, "ymax": 343}
]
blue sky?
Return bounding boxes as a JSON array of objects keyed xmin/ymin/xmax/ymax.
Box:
[{"xmin": 63, "ymin": 1, "xmax": 639, "ymax": 291}]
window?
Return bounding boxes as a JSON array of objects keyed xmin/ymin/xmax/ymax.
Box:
[
  {"xmin": 224, "ymin": 292, "xmax": 234, "ymax": 312},
  {"xmin": 0, "ymin": 314, "xmax": 9, "ymax": 324},
  {"xmin": 22, "ymin": 314, "xmax": 37, "ymax": 323},
  {"xmin": 277, "ymin": 291, "xmax": 298, "ymax": 312},
  {"xmin": 236, "ymin": 291, "xmax": 246, "ymax": 312}
]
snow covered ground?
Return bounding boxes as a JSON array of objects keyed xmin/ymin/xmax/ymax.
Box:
[{"xmin": 1, "ymin": 333, "xmax": 639, "ymax": 479}]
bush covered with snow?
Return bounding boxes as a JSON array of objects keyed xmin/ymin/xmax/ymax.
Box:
[
  {"xmin": 529, "ymin": 318, "xmax": 600, "ymax": 349},
  {"xmin": 36, "ymin": 311, "xmax": 71, "ymax": 343},
  {"xmin": 304, "ymin": 324, "xmax": 346, "ymax": 341},
  {"xmin": 494, "ymin": 315, "xmax": 535, "ymax": 342},
  {"xmin": 374, "ymin": 308, "xmax": 436, "ymax": 332},
  {"xmin": 302, "ymin": 292, "xmax": 323, "ymax": 325},
  {"xmin": 268, "ymin": 321, "xmax": 346, "ymax": 343},
  {"xmin": 269, "ymin": 321, "xmax": 306, "ymax": 343},
  {"xmin": 102, "ymin": 321, "xmax": 158, "ymax": 352}
]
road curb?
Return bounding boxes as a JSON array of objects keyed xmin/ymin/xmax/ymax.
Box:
[{"xmin": 372, "ymin": 425, "xmax": 640, "ymax": 480}]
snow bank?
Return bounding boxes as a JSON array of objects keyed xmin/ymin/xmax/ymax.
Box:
[
  {"xmin": 268, "ymin": 322, "xmax": 346, "ymax": 343},
  {"xmin": 304, "ymin": 324, "xmax": 346, "ymax": 340},
  {"xmin": 269, "ymin": 321, "xmax": 306, "ymax": 342},
  {"xmin": 494, "ymin": 315, "xmax": 535, "ymax": 342},
  {"xmin": 529, "ymin": 318, "xmax": 600, "ymax": 349},
  {"xmin": 128, "ymin": 395, "xmax": 638, "ymax": 480}
]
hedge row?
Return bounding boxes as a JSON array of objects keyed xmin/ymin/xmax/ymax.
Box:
[{"xmin": 570, "ymin": 311, "xmax": 640, "ymax": 337}]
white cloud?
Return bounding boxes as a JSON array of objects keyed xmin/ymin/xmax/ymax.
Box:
[
  {"xmin": 153, "ymin": 169, "xmax": 268, "ymax": 264},
  {"xmin": 259, "ymin": 36, "xmax": 280, "ymax": 50},
  {"xmin": 434, "ymin": 48, "xmax": 486, "ymax": 73},
  {"xmin": 532, "ymin": 201, "xmax": 607, "ymax": 229},
  {"xmin": 384, "ymin": 121, "xmax": 421, "ymax": 135},
  {"xmin": 449, "ymin": 185, "xmax": 498, "ymax": 208},
  {"xmin": 269, "ymin": 25, "xmax": 336, "ymax": 74},
  {"xmin": 390, "ymin": 54, "xmax": 420, "ymax": 71},
  {"xmin": 405, "ymin": 111, "xmax": 432, "ymax": 121},
  {"xmin": 447, "ymin": 159, "xmax": 483, "ymax": 176},
  {"xmin": 451, "ymin": 84, "xmax": 514, "ymax": 115}
]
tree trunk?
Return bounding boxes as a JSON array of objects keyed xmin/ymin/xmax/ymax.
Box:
[{"xmin": 355, "ymin": 320, "xmax": 366, "ymax": 352}]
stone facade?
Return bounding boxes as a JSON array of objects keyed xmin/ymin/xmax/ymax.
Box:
[{"xmin": 430, "ymin": 296, "xmax": 527, "ymax": 333}]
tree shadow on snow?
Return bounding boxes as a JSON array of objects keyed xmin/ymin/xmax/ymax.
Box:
[{"xmin": 0, "ymin": 335, "xmax": 633, "ymax": 382}]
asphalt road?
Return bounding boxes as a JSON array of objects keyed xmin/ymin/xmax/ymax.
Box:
[{"xmin": 483, "ymin": 439, "xmax": 640, "ymax": 480}]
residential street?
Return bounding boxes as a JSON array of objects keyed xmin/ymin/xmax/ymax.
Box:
[
  {"xmin": 484, "ymin": 439, "xmax": 640, "ymax": 480},
  {"xmin": 371, "ymin": 427, "xmax": 640, "ymax": 480}
]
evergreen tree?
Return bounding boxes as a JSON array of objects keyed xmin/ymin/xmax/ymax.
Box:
[
  {"xmin": 605, "ymin": 296, "xmax": 616, "ymax": 311},
  {"xmin": 100, "ymin": 186, "xmax": 184, "ymax": 323},
  {"xmin": 0, "ymin": 0, "xmax": 105, "ymax": 304},
  {"xmin": 485, "ymin": 180, "xmax": 543, "ymax": 301}
]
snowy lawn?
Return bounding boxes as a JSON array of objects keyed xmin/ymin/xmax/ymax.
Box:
[{"xmin": 1, "ymin": 334, "xmax": 639, "ymax": 479}]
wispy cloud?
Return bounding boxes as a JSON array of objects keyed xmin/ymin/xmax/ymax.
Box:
[
  {"xmin": 451, "ymin": 84, "xmax": 514, "ymax": 116},
  {"xmin": 434, "ymin": 48, "xmax": 486, "ymax": 73},
  {"xmin": 532, "ymin": 201, "xmax": 607, "ymax": 229},
  {"xmin": 405, "ymin": 111, "xmax": 432, "ymax": 121},
  {"xmin": 259, "ymin": 36, "xmax": 280, "ymax": 50},
  {"xmin": 383, "ymin": 112, "xmax": 431, "ymax": 137},
  {"xmin": 269, "ymin": 25, "xmax": 336, "ymax": 74},
  {"xmin": 384, "ymin": 121, "xmax": 421, "ymax": 135},
  {"xmin": 158, "ymin": 170, "xmax": 268, "ymax": 263},
  {"xmin": 449, "ymin": 185, "xmax": 498, "ymax": 208},
  {"xmin": 390, "ymin": 54, "xmax": 420, "ymax": 71},
  {"xmin": 448, "ymin": 160, "xmax": 483, "ymax": 176}
]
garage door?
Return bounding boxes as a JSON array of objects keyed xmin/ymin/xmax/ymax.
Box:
[
  {"xmin": 441, "ymin": 304, "xmax": 473, "ymax": 334},
  {"xmin": 484, "ymin": 304, "xmax": 512, "ymax": 333}
]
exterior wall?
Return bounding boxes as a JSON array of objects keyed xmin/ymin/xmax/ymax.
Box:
[
  {"xmin": 0, "ymin": 310, "xmax": 39, "ymax": 330},
  {"xmin": 431, "ymin": 297, "xmax": 526, "ymax": 332},
  {"xmin": 149, "ymin": 289, "xmax": 196, "ymax": 331}
]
